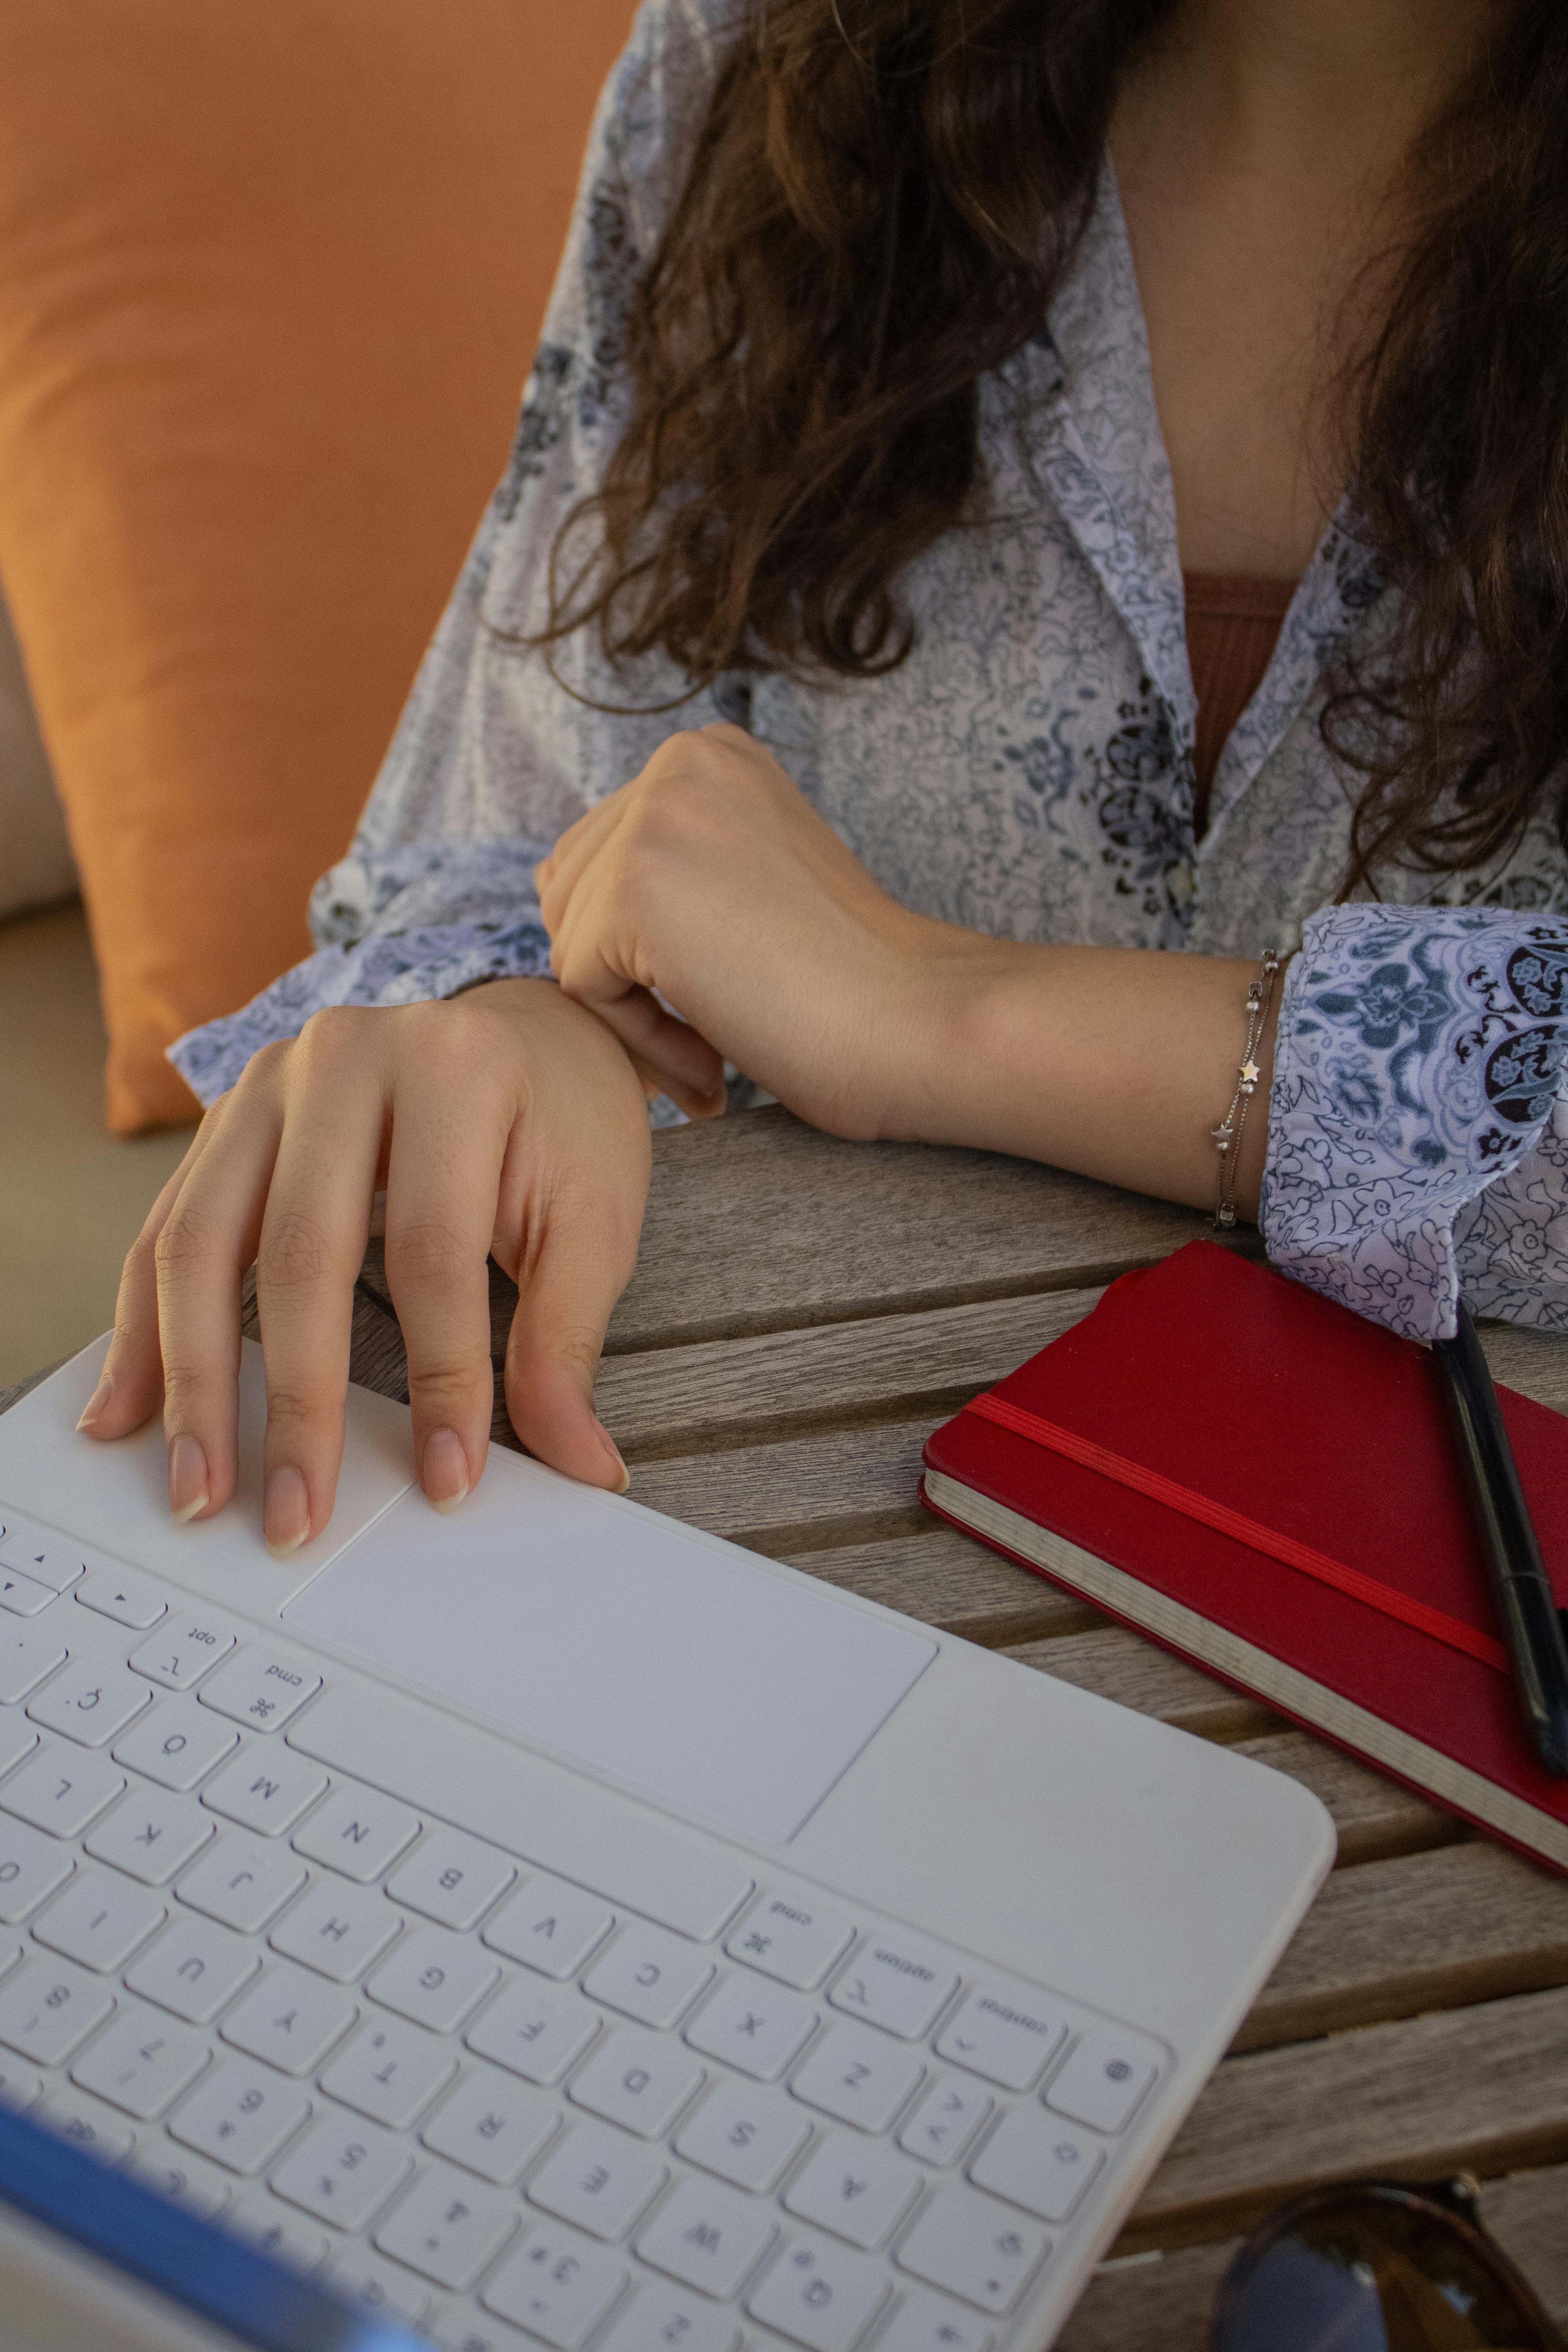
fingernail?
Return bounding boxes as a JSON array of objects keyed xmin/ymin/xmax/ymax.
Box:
[
  {"xmin": 76, "ymin": 1375, "xmax": 112, "ymax": 1433},
  {"xmin": 168, "ymin": 1434, "xmax": 210, "ymax": 1524},
  {"xmin": 595, "ymin": 1418, "xmax": 631, "ymax": 1495},
  {"xmin": 422, "ymin": 1428, "xmax": 470, "ymax": 1514},
  {"xmin": 264, "ymin": 1466, "xmax": 311, "ymax": 1558}
]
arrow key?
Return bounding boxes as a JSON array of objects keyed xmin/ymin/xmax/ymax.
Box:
[{"xmin": 77, "ymin": 1567, "xmax": 168, "ymax": 1632}]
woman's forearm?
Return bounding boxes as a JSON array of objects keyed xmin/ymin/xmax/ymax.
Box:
[{"xmin": 888, "ymin": 929, "xmax": 1285, "ymax": 1220}]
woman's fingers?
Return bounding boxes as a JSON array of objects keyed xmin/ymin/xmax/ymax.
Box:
[
  {"xmin": 251, "ymin": 1018, "xmax": 385, "ymax": 1554},
  {"xmin": 502, "ymin": 1198, "xmax": 638, "ymax": 1494},
  {"xmin": 83, "ymin": 1121, "xmax": 218, "ymax": 1447},
  {"xmin": 153, "ymin": 1070, "xmax": 292, "ymax": 1522},
  {"xmin": 533, "ymin": 792, "xmax": 626, "ymax": 930},
  {"xmin": 382, "ymin": 1024, "xmax": 513, "ymax": 1515},
  {"xmin": 571, "ymin": 985, "xmax": 727, "ymax": 1117}
]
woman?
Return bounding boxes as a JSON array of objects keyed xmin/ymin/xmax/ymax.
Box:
[{"xmin": 86, "ymin": 0, "xmax": 1568, "ymax": 1552}]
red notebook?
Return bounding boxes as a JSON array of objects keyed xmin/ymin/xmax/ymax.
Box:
[{"xmin": 920, "ymin": 1240, "xmax": 1568, "ymax": 1875}]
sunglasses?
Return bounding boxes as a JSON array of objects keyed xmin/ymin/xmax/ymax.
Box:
[{"xmin": 1209, "ymin": 2175, "xmax": 1564, "ymax": 2352}]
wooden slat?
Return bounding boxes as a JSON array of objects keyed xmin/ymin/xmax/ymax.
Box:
[
  {"xmin": 1059, "ymin": 2160, "xmax": 1568, "ymax": 2351},
  {"xmin": 1005, "ymin": 1625, "xmax": 1281, "ymax": 1742},
  {"xmin": 1124, "ymin": 1984, "xmax": 1568, "ymax": 2248},
  {"xmin": 608, "ymin": 1107, "xmax": 1232, "ymax": 1348},
  {"xmin": 782, "ymin": 1526, "xmax": 1100, "ymax": 1649},
  {"xmin": 594, "ymin": 1287, "xmax": 1105, "ymax": 1460},
  {"xmin": 1235, "ymin": 1840, "xmax": 1568, "ymax": 2050},
  {"xmin": 625, "ymin": 1417, "xmax": 936, "ymax": 1554},
  {"xmin": 1480, "ymin": 1318, "xmax": 1568, "ymax": 1416},
  {"xmin": 1228, "ymin": 1730, "xmax": 1462, "ymax": 1866}
]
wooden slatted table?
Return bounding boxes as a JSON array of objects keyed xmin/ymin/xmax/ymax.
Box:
[{"xmin": 10, "ymin": 1102, "xmax": 1568, "ymax": 2343}]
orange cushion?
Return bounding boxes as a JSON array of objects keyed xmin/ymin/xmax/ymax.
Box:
[{"xmin": 0, "ymin": 0, "xmax": 635, "ymax": 1131}]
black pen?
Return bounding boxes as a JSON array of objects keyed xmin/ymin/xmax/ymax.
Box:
[{"xmin": 1434, "ymin": 1304, "xmax": 1568, "ymax": 1780}]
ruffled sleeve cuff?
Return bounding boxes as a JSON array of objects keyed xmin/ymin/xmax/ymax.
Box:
[
  {"xmin": 1260, "ymin": 904, "xmax": 1568, "ymax": 1340},
  {"xmin": 166, "ymin": 912, "xmax": 553, "ymax": 1108}
]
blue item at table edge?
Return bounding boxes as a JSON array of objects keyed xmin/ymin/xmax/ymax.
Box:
[{"xmin": 0, "ymin": 2100, "xmax": 422, "ymax": 2352}]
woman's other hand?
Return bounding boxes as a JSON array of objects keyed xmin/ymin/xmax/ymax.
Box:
[
  {"xmin": 78, "ymin": 980, "xmax": 651, "ymax": 1550},
  {"xmin": 535, "ymin": 724, "xmax": 955, "ymax": 1141}
]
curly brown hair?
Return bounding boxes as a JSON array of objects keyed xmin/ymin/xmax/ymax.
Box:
[{"xmin": 532, "ymin": 0, "xmax": 1568, "ymax": 896}]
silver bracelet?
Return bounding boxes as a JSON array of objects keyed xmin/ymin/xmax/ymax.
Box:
[{"xmin": 1211, "ymin": 948, "xmax": 1282, "ymax": 1230}]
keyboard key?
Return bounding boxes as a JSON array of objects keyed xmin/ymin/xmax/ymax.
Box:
[
  {"xmin": 897, "ymin": 2076, "xmax": 991, "ymax": 2170},
  {"xmin": 114, "ymin": 1697, "xmax": 240, "ymax": 1792},
  {"xmin": 34, "ymin": 1865, "xmax": 164, "ymax": 1971},
  {"xmin": 130, "ymin": 1615, "xmax": 238, "ymax": 1692},
  {"xmin": 746, "ymin": 2230, "xmax": 889, "ymax": 2352},
  {"xmin": 874, "ymin": 2287, "xmax": 995, "ymax": 2350},
  {"xmin": 126, "ymin": 1915, "xmax": 261, "ymax": 2024},
  {"xmin": 270, "ymin": 2109, "xmax": 412, "ymax": 2231},
  {"xmin": 292, "ymin": 1784, "xmax": 420, "ymax": 1884},
  {"xmin": 288, "ymin": 1681, "xmax": 753, "ymax": 1944},
  {"xmin": 39, "ymin": 2082, "xmax": 136, "ymax": 2165},
  {"xmin": 229, "ymin": 2191, "xmax": 331, "ymax": 2276},
  {"xmin": 1042, "ymin": 2027, "xmax": 1160, "ymax": 2134},
  {"xmin": 0, "ymin": 2058, "xmax": 43, "ymax": 2112},
  {"xmin": 387, "ymin": 1828, "xmax": 514, "ymax": 1932},
  {"xmin": 785, "ymin": 2132, "xmax": 923, "ymax": 2250},
  {"xmin": 221, "ymin": 1961, "xmax": 357, "ymax": 2075},
  {"xmin": 0, "ymin": 1622, "xmax": 65, "ymax": 1704},
  {"xmin": 526, "ymin": 2119, "xmax": 664, "ymax": 2241},
  {"xmin": 176, "ymin": 1834, "xmax": 307, "ymax": 1932},
  {"xmin": 375, "ymin": 2164, "xmax": 518, "ymax": 2290},
  {"xmin": 0, "ymin": 1531, "xmax": 92, "ymax": 1593},
  {"xmin": 202, "ymin": 1747, "xmax": 328, "ymax": 1837},
  {"xmin": 465, "ymin": 1977, "xmax": 599, "ymax": 2087},
  {"xmin": 568, "ymin": 2024, "xmax": 704, "ymax": 2139},
  {"xmin": 429, "ymin": 2311, "xmax": 531, "ymax": 2352},
  {"xmin": 0, "ymin": 1815, "xmax": 75, "ymax": 1921},
  {"xmin": 483, "ymin": 1873, "xmax": 614, "ymax": 1980},
  {"xmin": 583, "ymin": 1922, "xmax": 712, "ymax": 2031},
  {"xmin": 0, "ymin": 1721, "xmax": 38, "ymax": 1784},
  {"xmin": 599, "ymin": 2280, "xmax": 742, "ymax": 2352},
  {"xmin": 637, "ymin": 2172, "xmax": 777, "ymax": 2298},
  {"xmin": 0, "ymin": 1954, "xmax": 115, "ymax": 2064},
  {"xmin": 199, "ymin": 1649, "xmax": 322, "ymax": 1733},
  {"xmin": 324, "ymin": 2246, "xmax": 431, "ymax": 2327},
  {"xmin": 421, "ymin": 2068, "xmax": 558, "ymax": 2184},
  {"xmin": 728, "ymin": 1891, "xmax": 856, "ymax": 1992},
  {"xmin": 0, "ymin": 1567, "xmax": 55, "ymax": 1620},
  {"xmin": 172, "ymin": 2050, "xmax": 327, "ymax": 2177},
  {"xmin": 792, "ymin": 2022, "xmax": 924, "ymax": 2135},
  {"xmin": 71, "ymin": 2002, "xmax": 210, "ymax": 2119},
  {"xmin": 269, "ymin": 1878, "xmax": 398, "ymax": 1983},
  {"xmin": 127, "ymin": 2142, "xmax": 232, "ymax": 2217},
  {"xmin": 76, "ymin": 1565, "xmax": 167, "ymax": 1629},
  {"xmin": 368, "ymin": 1926, "xmax": 499, "ymax": 2036},
  {"xmin": 321, "ymin": 2016, "xmax": 458, "ymax": 2133},
  {"xmin": 967, "ymin": 2106, "xmax": 1104, "ymax": 2223},
  {"xmin": 85, "ymin": 1785, "xmax": 215, "ymax": 1883},
  {"xmin": 0, "ymin": 1744, "xmax": 124, "ymax": 1837},
  {"xmin": 675, "ymin": 2076, "xmax": 812, "ymax": 2195},
  {"xmin": 935, "ymin": 1984, "xmax": 1068, "ymax": 2093},
  {"xmin": 828, "ymin": 1934, "xmax": 958, "ymax": 2043},
  {"xmin": 27, "ymin": 1659, "xmax": 151, "ymax": 1749},
  {"xmin": 483, "ymin": 2219, "xmax": 625, "ymax": 2347},
  {"xmin": 686, "ymin": 1970, "xmax": 817, "ymax": 2082},
  {"xmin": 894, "ymin": 2183, "xmax": 1049, "ymax": 2314}
]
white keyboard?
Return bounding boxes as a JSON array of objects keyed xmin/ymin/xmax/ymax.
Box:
[{"xmin": 0, "ymin": 1517, "xmax": 1169, "ymax": 2352}]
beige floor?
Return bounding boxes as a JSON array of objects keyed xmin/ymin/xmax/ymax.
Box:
[{"xmin": 0, "ymin": 902, "xmax": 194, "ymax": 1387}]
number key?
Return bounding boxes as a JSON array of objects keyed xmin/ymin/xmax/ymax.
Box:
[{"xmin": 0, "ymin": 1954, "xmax": 116, "ymax": 2065}]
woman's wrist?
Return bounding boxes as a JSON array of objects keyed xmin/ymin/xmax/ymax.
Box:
[{"xmin": 873, "ymin": 927, "xmax": 1290, "ymax": 1222}]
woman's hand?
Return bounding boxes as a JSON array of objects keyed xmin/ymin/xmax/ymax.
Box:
[
  {"xmin": 534, "ymin": 725, "xmax": 961, "ymax": 1141},
  {"xmin": 79, "ymin": 980, "xmax": 652, "ymax": 1551}
]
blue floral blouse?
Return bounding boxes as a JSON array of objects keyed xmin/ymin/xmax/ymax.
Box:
[{"xmin": 170, "ymin": 0, "xmax": 1568, "ymax": 1344}]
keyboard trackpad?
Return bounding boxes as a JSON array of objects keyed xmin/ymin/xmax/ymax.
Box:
[{"xmin": 283, "ymin": 1454, "xmax": 935, "ymax": 1848}]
